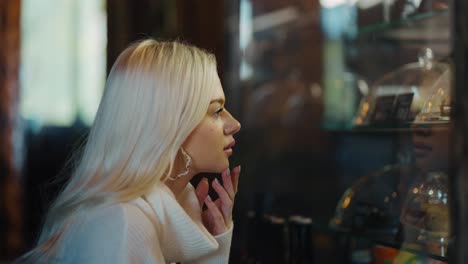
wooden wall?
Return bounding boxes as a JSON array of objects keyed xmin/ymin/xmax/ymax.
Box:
[
  {"xmin": 107, "ymin": 0, "xmax": 226, "ymax": 78},
  {"xmin": 0, "ymin": 0, "xmax": 23, "ymax": 260}
]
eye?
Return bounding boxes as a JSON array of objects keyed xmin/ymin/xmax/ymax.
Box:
[{"xmin": 214, "ymin": 107, "xmax": 224, "ymax": 116}]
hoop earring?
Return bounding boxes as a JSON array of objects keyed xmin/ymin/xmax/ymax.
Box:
[{"xmin": 168, "ymin": 148, "xmax": 192, "ymax": 181}]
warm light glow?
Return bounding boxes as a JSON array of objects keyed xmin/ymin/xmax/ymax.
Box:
[
  {"xmin": 310, "ymin": 83, "xmax": 323, "ymax": 98},
  {"xmin": 342, "ymin": 196, "xmax": 351, "ymax": 209},
  {"xmin": 363, "ymin": 102, "xmax": 370, "ymax": 112}
]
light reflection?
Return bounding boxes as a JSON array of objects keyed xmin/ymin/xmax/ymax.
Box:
[
  {"xmin": 342, "ymin": 196, "xmax": 351, "ymax": 209},
  {"xmin": 319, "ymin": 0, "xmax": 347, "ymax": 9}
]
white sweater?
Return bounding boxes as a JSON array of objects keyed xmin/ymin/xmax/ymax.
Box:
[{"xmin": 56, "ymin": 183, "xmax": 233, "ymax": 263}]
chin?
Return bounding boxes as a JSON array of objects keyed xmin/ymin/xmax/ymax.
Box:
[
  {"xmin": 416, "ymin": 159, "xmax": 431, "ymax": 172},
  {"xmin": 199, "ymin": 160, "xmax": 230, "ymax": 174},
  {"xmin": 219, "ymin": 158, "xmax": 232, "ymax": 172},
  {"xmin": 416, "ymin": 160, "xmax": 448, "ymax": 174},
  {"xmin": 215, "ymin": 162, "xmax": 230, "ymax": 173}
]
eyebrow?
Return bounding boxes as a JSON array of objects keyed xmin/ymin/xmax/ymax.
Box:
[{"xmin": 210, "ymin": 98, "xmax": 225, "ymax": 105}]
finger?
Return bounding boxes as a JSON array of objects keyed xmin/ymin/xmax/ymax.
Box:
[
  {"xmin": 214, "ymin": 199, "xmax": 222, "ymax": 208},
  {"xmin": 205, "ymin": 195, "xmax": 226, "ymax": 234},
  {"xmin": 221, "ymin": 168, "xmax": 235, "ymax": 200},
  {"xmin": 201, "ymin": 210, "xmax": 212, "ymax": 231},
  {"xmin": 213, "ymin": 179, "xmax": 234, "ymax": 225},
  {"xmin": 213, "ymin": 178, "xmax": 233, "ymax": 208},
  {"xmin": 231, "ymin": 165, "xmax": 241, "ymax": 194},
  {"xmin": 195, "ymin": 178, "xmax": 209, "ymax": 208},
  {"xmin": 214, "ymin": 197, "xmax": 232, "ymax": 227}
]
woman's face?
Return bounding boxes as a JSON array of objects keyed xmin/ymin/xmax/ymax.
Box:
[
  {"xmin": 183, "ymin": 77, "xmax": 241, "ymax": 173},
  {"xmin": 412, "ymin": 123, "xmax": 452, "ymax": 173}
]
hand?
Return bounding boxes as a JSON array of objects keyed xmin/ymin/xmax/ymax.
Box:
[{"xmin": 195, "ymin": 166, "xmax": 241, "ymax": 236}]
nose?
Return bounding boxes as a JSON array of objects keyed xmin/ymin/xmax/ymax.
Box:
[
  {"xmin": 224, "ymin": 111, "xmax": 241, "ymax": 135},
  {"xmin": 411, "ymin": 123, "xmax": 432, "ymax": 137}
]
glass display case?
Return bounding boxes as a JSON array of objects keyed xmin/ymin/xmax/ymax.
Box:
[{"xmin": 227, "ymin": 0, "xmax": 468, "ymax": 263}]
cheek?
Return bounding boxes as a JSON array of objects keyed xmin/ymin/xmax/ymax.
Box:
[
  {"xmin": 187, "ymin": 124, "xmax": 227, "ymax": 172},
  {"xmin": 198, "ymin": 127, "xmax": 218, "ymax": 144},
  {"xmin": 186, "ymin": 124, "xmax": 222, "ymax": 157},
  {"xmin": 203, "ymin": 127, "xmax": 223, "ymax": 153}
]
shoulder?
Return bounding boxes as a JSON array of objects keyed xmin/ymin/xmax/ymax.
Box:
[
  {"xmin": 61, "ymin": 202, "xmax": 160, "ymax": 261},
  {"xmin": 79, "ymin": 202, "xmax": 157, "ymax": 241}
]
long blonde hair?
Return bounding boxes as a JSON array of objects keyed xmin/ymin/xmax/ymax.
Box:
[{"xmin": 18, "ymin": 39, "xmax": 217, "ymax": 262}]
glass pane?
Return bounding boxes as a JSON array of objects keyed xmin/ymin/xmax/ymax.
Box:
[
  {"xmin": 233, "ymin": 0, "xmax": 452, "ymax": 263},
  {"xmin": 21, "ymin": 0, "xmax": 107, "ymax": 126}
]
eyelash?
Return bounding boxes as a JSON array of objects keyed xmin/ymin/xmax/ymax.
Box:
[{"xmin": 214, "ymin": 108, "xmax": 224, "ymax": 116}]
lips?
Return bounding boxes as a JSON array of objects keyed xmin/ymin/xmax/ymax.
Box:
[
  {"xmin": 224, "ymin": 140, "xmax": 236, "ymax": 150},
  {"xmin": 413, "ymin": 141, "xmax": 432, "ymax": 159},
  {"xmin": 413, "ymin": 142, "xmax": 432, "ymax": 151}
]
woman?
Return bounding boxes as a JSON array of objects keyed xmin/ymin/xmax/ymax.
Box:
[{"xmin": 17, "ymin": 39, "xmax": 241, "ymax": 263}]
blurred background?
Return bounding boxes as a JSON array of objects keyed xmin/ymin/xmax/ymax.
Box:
[{"xmin": 0, "ymin": 0, "xmax": 460, "ymax": 263}]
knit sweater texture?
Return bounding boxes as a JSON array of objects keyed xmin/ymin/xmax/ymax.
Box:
[{"xmin": 55, "ymin": 183, "xmax": 233, "ymax": 263}]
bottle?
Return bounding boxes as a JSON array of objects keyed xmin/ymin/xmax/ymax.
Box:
[
  {"xmin": 260, "ymin": 215, "xmax": 288, "ymax": 264},
  {"xmin": 243, "ymin": 210, "xmax": 259, "ymax": 264},
  {"xmin": 288, "ymin": 215, "xmax": 314, "ymax": 264},
  {"xmin": 351, "ymin": 249, "xmax": 373, "ymax": 264}
]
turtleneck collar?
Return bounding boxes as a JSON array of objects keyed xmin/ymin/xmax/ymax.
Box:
[{"xmin": 143, "ymin": 183, "xmax": 220, "ymax": 263}]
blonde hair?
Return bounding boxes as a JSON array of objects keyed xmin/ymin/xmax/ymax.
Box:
[{"xmin": 17, "ymin": 39, "xmax": 217, "ymax": 262}]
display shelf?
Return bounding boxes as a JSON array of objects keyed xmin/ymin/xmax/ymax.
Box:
[
  {"xmin": 311, "ymin": 222, "xmax": 449, "ymax": 262},
  {"xmin": 323, "ymin": 123, "xmax": 442, "ymax": 133},
  {"xmin": 351, "ymin": 123, "xmax": 413, "ymax": 132},
  {"xmin": 358, "ymin": 9, "xmax": 449, "ymax": 40},
  {"xmin": 352, "ymin": 120, "xmax": 451, "ymax": 130}
]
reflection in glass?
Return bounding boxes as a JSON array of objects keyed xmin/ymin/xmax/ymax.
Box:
[
  {"xmin": 330, "ymin": 165, "xmax": 408, "ymax": 240},
  {"xmin": 354, "ymin": 48, "xmax": 449, "ymax": 126},
  {"xmin": 400, "ymin": 171, "xmax": 449, "ymax": 257},
  {"xmin": 414, "ymin": 68, "xmax": 451, "ymax": 123}
]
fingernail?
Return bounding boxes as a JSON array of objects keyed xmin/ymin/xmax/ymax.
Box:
[
  {"xmin": 206, "ymin": 195, "xmax": 212, "ymax": 202},
  {"xmin": 202, "ymin": 177, "xmax": 208, "ymax": 183},
  {"xmin": 238, "ymin": 165, "xmax": 241, "ymax": 173},
  {"xmin": 214, "ymin": 178, "xmax": 220, "ymax": 185},
  {"xmin": 227, "ymin": 168, "xmax": 231, "ymax": 177}
]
